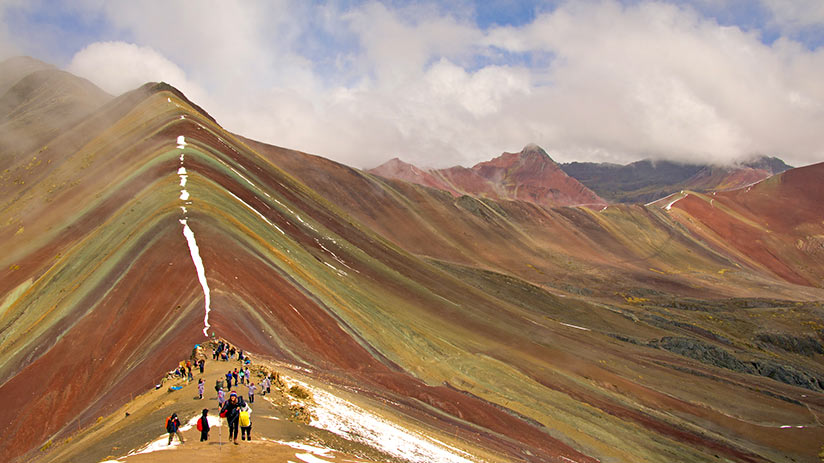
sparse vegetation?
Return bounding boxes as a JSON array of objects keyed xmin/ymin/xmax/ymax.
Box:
[{"xmin": 288, "ymin": 384, "xmax": 311, "ymax": 400}]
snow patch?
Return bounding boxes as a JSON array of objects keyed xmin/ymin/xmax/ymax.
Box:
[
  {"xmin": 181, "ymin": 219, "xmax": 211, "ymax": 336},
  {"xmin": 177, "ymin": 135, "xmax": 186, "ymax": 146},
  {"xmin": 323, "ymin": 261, "xmax": 347, "ymax": 277},
  {"xmin": 226, "ymin": 191, "xmax": 286, "ymax": 236},
  {"xmin": 295, "ymin": 214, "xmax": 317, "ymax": 232},
  {"xmin": 559, "ymin": 322, "xmax": 590, "ymax": 331},
  {"xmin": 296, "ymin": 453, "xmax": 332, "ymax": 463},
  {"xmin": 266, "ymin": 440, "xmax": 335, "ymax": 457},
  {"xmin": 665, "ymin": 194, "xmax": 687, "ymax": 211},
  {"xmin": 315, "ymin": 238, "xmax": 355, "ymax": 271},
  {"xmin": 180, "ymin": 190, "xmax": 190, "ymax": 201},
  {"xmin": 126, "ymin": 435, "xmax": 178, "ymax": 456},
  {"xmin": 291, "ymin": 380, "xmax": 474, "ymax": 463}
]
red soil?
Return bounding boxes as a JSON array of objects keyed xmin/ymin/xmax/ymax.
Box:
[{"xmin": 369, "ymin": 145, "xmax": 607, "ymax": 208}]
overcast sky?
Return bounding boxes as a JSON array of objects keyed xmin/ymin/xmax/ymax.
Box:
[{"xmin": 1, "ymin": 0, "xmax": 823, "ymax": 168}]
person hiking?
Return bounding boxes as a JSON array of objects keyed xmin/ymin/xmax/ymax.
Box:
[
  {"xmin": 239, "ymin": 402, "xmax": 252, "ymax": 441},
  {"xmin": 198, "ymin": 359, "xmax": 205, "ymax": 374},
  {"xmin": 187, "ymin": 365, "xmax": 193, "ymax": 381},
  {"xmin": 244, "ymin": 366, "xmax": 251, "ymax": 385},
  {"xmin": 239, "ymin": 369, "xmax": 245, "ymax": 385},
  {"xmin": 238, "ymin": 350, "xmax": 244, "ymax": 361},
  {"xmin": 247, "ymin": 382, "xmax": 256, "ymax": 403},
  {"xmin": 220, "ymin": 392, "xmax": 244, "ymax": 445},
  {"xmin": 197, "ymin": 378, "xmax": 205, "ymax": 399},
  {"xmin": 215, "ymin": 377, "xmax": 224, "ymax": 393},
  {"xmin": 197, "ymin": 408, "xmax": 210, "ymax": 441},
  {"xmin": 217, "ymin": 388, "xmax": 226, "ymax": 407},
  {"xmin": 166, "ymin": 413, "xmax": 185, "ymax": 445},
  {"xmin": 260, "ymin": 376, "xmax": 270, "ymax": 396},
  {"xmin": 226, "ymin": 371, "xmax": 233, "ymax": 388},
  {"xmin": 232, "ymin": 368, "xmax": 239, "ymax": 386}
]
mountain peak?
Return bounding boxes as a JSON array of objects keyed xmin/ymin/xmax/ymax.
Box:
[{"xmin": 521, "ymin": 143, "xmax": 551, "ymax": 159}]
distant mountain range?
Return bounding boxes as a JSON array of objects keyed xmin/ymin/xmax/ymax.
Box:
[
  {"xmin": 369, "ymin": 143, "xmax": 607, "ymax": 208},
  {"xmin": 560, "ymin": 157, "xmax": 792, "ymax": 204},
  {"xmin": 370, "ymin": 147, "xmax": 791, "ymax": 207}
]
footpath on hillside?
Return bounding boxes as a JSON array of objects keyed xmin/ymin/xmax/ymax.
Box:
[{"xmin": 38, "ymin": 339, "xmax": 399, "ymax": 463}]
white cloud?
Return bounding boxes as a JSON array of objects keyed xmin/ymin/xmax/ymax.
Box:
[
  {"xmin": 10, "ymin": 0, "xmax": 823, "ymax": 168},
  {"xmin": 67, "ymin": 41, "xmax": 200, "ymax": 97}
]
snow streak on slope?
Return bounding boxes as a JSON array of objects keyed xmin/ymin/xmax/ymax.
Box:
[
  {"xmin": 177, "ymin": 135, "xmax": 211, "ymax": 337},
  {"xmin": 289, "ymin": 380, "xmax": 475, "ymax": 463},
  {"xmin": 181, "ymin": 220, "xmax": 211, "ymax": 336}
]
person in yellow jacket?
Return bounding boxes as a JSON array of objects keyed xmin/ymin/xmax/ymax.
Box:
[{"xmin": 239, "ymin": 402, "xmax": 253, "ymax": 441}]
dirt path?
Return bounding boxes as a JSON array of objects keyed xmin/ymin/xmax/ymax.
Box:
[{"xmin": 37, "ymin": 347, "xmax": 395, "ymax": 463}]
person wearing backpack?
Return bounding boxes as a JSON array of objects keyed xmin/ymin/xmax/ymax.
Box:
[
  {"xmin": 219, "ymin": 392, "xmax": 244, "ymax": 444},
  {"xmin": 197, "ymin": 408, "xmax": 210, "ymax": 441},
  {"xmin": 166, "ymin": 413, "xmax": 185, "ymax": 445},
  {"xmin": 239, "ymin": 402, "xmax": 252, "ymax": 441}
]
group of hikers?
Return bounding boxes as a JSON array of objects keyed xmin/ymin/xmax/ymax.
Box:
[
  {"xmin": 172, "ymin": 358, "xmax": 205, "ymax": 381},
  {"xmin": 166, "ymin": 339, "xmax": 274, "ymax": 446},
  {"xmin": 215, "ymin": 366, "xmax": 272, "ymax": 405},
  {"xmin": 212, "ymin": 340, "xmax": 251, "ymax": 364}
]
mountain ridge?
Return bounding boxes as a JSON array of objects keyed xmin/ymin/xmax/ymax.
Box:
[
  {"xmin": 369, "ymin": 143, "xmax": 608, "ymax": 208},
  {"xmin": 561, "ymin": 156, "xmax": 792, "ymax": 203}
]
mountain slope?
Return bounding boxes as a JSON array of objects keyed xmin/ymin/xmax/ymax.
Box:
[
  {"xmin": 1, "ymin": 63, "xmax": 823, "ymax": 463},
  {"xmin": 0, "ymin": 57, "xmax": 112, "ymax": 172}
]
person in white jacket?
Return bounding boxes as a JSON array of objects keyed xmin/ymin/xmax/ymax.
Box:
[{"xmin": 247, "ymin": 382, "xmax": 257, "ymax": 403}]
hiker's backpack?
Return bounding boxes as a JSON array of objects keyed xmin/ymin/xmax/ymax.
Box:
[
  {"xmin": 165, "ymin": 416, "xmax": 174, "ymax": 432},
  {"xmin": 239, "ymin": 410, "xmax": 250, "ymax": 427},
  {"xmin": 196, "ymin": 418, "xmax": 203, "ymax": 432}
]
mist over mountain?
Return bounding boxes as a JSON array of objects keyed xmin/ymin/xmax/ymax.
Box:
[{"xmin": 2, "ymin": 57, "xmax": 824, "ymax": 463}]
